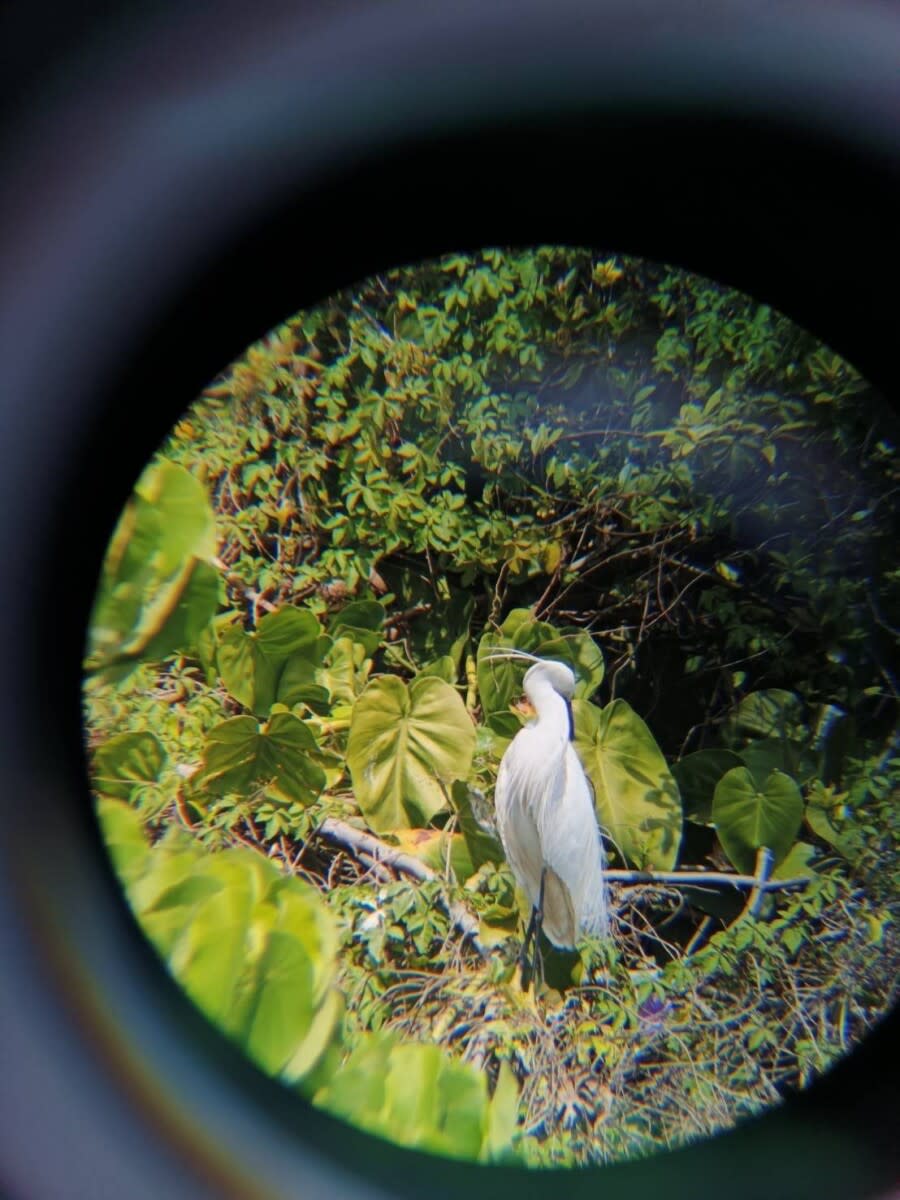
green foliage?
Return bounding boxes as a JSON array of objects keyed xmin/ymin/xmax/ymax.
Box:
[
  {"xmin": 476, "ymin": 609, "xmax": 604, "ymax": 737},
  {"xmin": 573, "ymin": 698, "xmax": 682, "ymax": 870},
  {"xmin": 87, "ymin": 460, "xmax": 219, "ymax": 677},
  {"xmin": 312, "ymin": 1034, "xmax": 518, "ymax": 1162},
  {"xmin": 726, "ymin": 689, "xmax": 807, "ymax": 742},
  {"xmin": 328, "ymin": 600, "xmax": 385, "ymax": 657},
  {"xmin": 92, "ymin": 731, "xmax": 167, "ymax": 800},
  {"xmin": 196, "ymin": 710, "xmax": 327, "ymax": 807},
  {"xmin": 83, "ymin": 245, "xmax": 899, "ymax": 1169},
  {"xmin": 451, "ymin": 780, "xmax": 505, "ymax": 874},
  {"xmin": 713, "ymin": 766, "xmax": 804, "ymax": 874},
  {"xmin": 98, "ymin": 797, "xmax": 341, "ymax": 1083},
  {"xmin": 346, "ymin": 675, "xmax": 476, "ymax": 831},
  {"xmin": 671, "ymin": 749, "xmax": 743, "ymax": 824},
  {"xmin": 216, "ymin": 607, "xmax": 329, "ymax": 716}
]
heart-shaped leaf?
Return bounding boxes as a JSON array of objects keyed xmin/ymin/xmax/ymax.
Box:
[
  {"xmin": 347, "ymin": 675, "xmax": 476, "ymax": 831},
  {"xmin": 217, "ymin": 607, "xmax": 326, "ymax": 716},
  {"xmin": 573, "ymin": 698, "xmax": 682, "ymax": 870},
  {"xmin": 197, "ymin": 711, "xmax": 326, "ymax": 805},
  {"xmin": 713, "ymin": 766, "xmax": 803, "ymax": 874}
]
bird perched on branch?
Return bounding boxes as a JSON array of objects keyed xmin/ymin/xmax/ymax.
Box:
[{"xmin": 485, "ymin": 650, "xmax": 610, "ymax": 985}]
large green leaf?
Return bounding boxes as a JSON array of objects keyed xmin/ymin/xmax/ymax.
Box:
[
  {"xmin": 739, "ymin": 737, "xmax": 817, "ymax": 786},
  {"xmin": 392, "ymin": 828, "xmax": 479, "ymax": 883},
  {"xmin": 197, "ymin": 710, "xmax": 326, "ymax": 805},
  {"xmin": 96, "ymin": 795, "xmax": 150, "ymax": 885},
  {"xmin": 572, "ymin": 698, "xmax": 682, "ymax": 870},
  {"xmin": 92, "ymin": 731, "xmax": 167, "ymax": 800},
  {"xmin": 672, "ymin": 749, "xmax": 743, "ymax": 824},
  {"xmin": 312, "ymin": 1033, "xmax": 508, "ymax": 1162},
  {"xmin": 217, "ymin": 607, "xmax": 327, "ymax": 716},
  {"xmin": 87, "ymin": 460, "xmax": 219, "ymax": 674},
  {"xmin": 712, "ymin": 766, "xmax": 804, "ymax": 874},
  {"xmin": 347, "ymin": 675, "xmax": 476, "ymax": 832},
  {"xmin": 99, "ymin": 803, "xmax": 341, "ymax": 1085},
  {"xmin": 141, "ymin": 559, "xmax": 220, "ymax": 664}
]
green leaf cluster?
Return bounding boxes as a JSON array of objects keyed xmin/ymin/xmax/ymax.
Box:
[
  {"xmin": 87, "ymin": 461, "xmax": 219, "ymax": 678},
  {"xmin": 98, "ymin": 796, "xmax": 341, "ymax": 1082}
]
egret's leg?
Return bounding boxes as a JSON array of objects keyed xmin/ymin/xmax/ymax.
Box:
[
  {"xmin": 530, "ymin": 868, "xmax": 547, "ymax": 990},
  {"xmin": 519, "ymin": 905, "xmax": 538, "ymax": 988}
]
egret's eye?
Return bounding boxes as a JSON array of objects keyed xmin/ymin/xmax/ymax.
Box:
[{"xmin": 84, "ymin": 246, "xmax": 899, "ymax": 1168}]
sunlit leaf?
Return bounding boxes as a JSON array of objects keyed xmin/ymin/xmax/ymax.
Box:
[
  {"xmin": 573, "ymin": 698, "xmax": 682, "ymax": 870},
  {"xmin": 197, "ymin": 711, "xmax": 326, "ymax": 805},
  {"xmin": 96, "ymin": 795, "xmax": 150, "ymax": 884},
  {"xmin": 313, "ymin": 1034, "xmax": 499, "ymax": 1161},
  {"xmin": 217, "ymin": 607, "xmax": 325, "ymax": 716},
  {"xmin": 317, "ymin": 635, "xmax": 371, "ymax": 704},
  {"xmin": 347, "ymin": 675, "xmax": 476, "ymax": 832},
  {"xmin": 87, "ymin": 460, "xmax": 219, "ymax": 674},
  {"xmin": 100, "ymin": 811, "xmax": 341, "ymax": 1085}
]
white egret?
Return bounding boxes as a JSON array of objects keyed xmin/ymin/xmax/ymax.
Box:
[{"xmin": 485, "ymin": 650, "xmax": 610, "ymax": 984}]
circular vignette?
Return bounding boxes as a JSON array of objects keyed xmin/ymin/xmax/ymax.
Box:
[{"xmin": 1, "ymin": 3, "xmax": 898, "ymax": 1200}]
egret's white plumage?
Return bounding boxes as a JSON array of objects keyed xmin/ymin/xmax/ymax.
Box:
[{"xmin": 489, "ymin": 654, "xmax": 610, "ymax": 949}]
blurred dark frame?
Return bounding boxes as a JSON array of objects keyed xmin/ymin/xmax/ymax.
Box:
[{"xmin": 0, "ymin": 3, "xmax": 897, "ymax": 1198}]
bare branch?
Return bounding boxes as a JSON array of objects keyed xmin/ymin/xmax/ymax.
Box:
[
  {"xmin": 316, "ymin": 816, "xmax": 487, "ymax": 958},
  {"xmin": 605, "ymin": 865, "xmax": 808, "ymax": 893}
]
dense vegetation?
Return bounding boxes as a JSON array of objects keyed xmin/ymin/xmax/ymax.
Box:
[{"xmin": 85, "ymin": 247, "xmax": 899, "ymax": 1166}]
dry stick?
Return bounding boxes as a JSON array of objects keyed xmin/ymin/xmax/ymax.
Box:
[{"xmin": 317, "ymin": 817, "xmax": 487, "ymax": 958}]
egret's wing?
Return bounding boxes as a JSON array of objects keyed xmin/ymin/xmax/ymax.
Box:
[
  {"xmin": 540, "ymin": 867, "xmax": 578, "ymax": 948},
  {"xmin": 539, "ymin": 746, "xmax": 610, "ymax": 940},
  {"xmin": 494, "ymin": 742, "xmax": 545, "ymax": 910}
]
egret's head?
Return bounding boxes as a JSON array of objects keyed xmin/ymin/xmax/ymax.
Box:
[{"xmin": 524, "ymin": 659, "xmax": 577, "ymax": 698}]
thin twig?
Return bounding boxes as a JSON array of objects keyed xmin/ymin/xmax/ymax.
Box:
[{"xmin": 684, "ymin": 915, "xmax": 717, "ymax": 957}]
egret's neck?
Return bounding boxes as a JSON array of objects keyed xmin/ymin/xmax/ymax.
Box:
[{"xmin": 524, "ymin": 676, "xmax": 574, "ymax": 742}]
